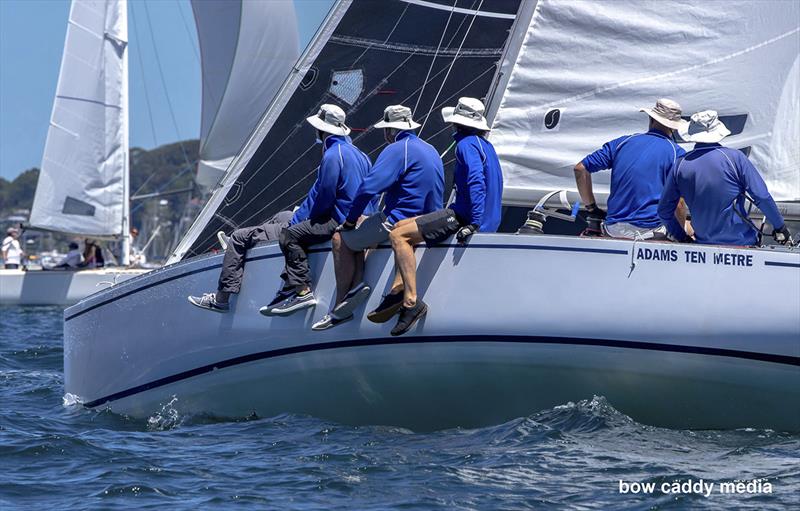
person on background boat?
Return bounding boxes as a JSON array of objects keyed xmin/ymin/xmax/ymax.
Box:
[
  {"xmin": 2, "ymin": 227, "xmax": 23, "ymax": 269},
  {"xmin": 574, "ymin": 98, "xmax": 687, "ymax": 239},
  {"xmin": 81, "ymin": 239, "xmax": 104, "ymax": 268},
  {"xmin": 383, "ymin": 98, "xmax": 503, "ymax": 336},
  {"xmin": 187, "ymin": 210, "xmax": 293, "ymax": 312},
  {"xmin": 314, "ymin": 105, "xmax": 444, "ymax": 331},
  {"xmin": 54, "ymin": 242, "xmax": 83, "ymax": 269},
  {"xmin": 257, "ymin": 104, "xmax": 374, "ymax": 317},
  {"xmin": 658, "ymin": 110, "xmax": 791, "ymax": 246},
  {"xmin": 128, "ymin": 227, "xmax": 148, "ymax": 267}
]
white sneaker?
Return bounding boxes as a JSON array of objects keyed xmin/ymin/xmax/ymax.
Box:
[
  {"xmin": 311, "ymin": 313, "xmax": 353, "ymax": 331},
  {"xmin": 217, "ymin": 231, "xmax": 230, "ymax": 250}
]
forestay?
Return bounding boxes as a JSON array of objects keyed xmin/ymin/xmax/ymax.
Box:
[
  {"xmin": 171, "ymin": 0, "xmax": 522, "ymax": 262},
  {"xmin": 30, "ymin": 0, "xmax": 129, "ymax": 237},
  {"xmin": 489, "ymin": 0, "xmax": 800, "ymax": 207},
  {"xmin": 192, "ymin": 0, "xmax": 300, "ymax": 190}
]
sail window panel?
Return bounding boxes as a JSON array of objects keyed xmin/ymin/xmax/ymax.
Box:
[{"xmin": 183, "ymin": 0, "xmax": 522, "ymax": 257}]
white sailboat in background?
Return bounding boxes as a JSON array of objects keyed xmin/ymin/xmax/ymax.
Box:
[
  {"xmin": 64, "ymin": 0, "xmax": 799, "ymax": 431},
  {"xmin": 1, "ymin": 0, "xmax": 148, "ymax": 305}
]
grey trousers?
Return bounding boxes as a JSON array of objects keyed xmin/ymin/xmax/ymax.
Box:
[
  {"xmin": 278, "ymin": 217, "xmax": 339, "ymax": 292},
  {"xmin": 218, "ymin": 210, "xmax": 293, "ymax": 294}
]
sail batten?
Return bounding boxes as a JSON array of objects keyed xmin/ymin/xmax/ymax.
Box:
[{"xmin": 30, "ymin": 0, "xmax": 129, "ymax": 238}]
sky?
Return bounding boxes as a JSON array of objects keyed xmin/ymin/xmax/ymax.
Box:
[{"xmin": 0, "ymin": 0, "xmax": 333, "ymax": 181}]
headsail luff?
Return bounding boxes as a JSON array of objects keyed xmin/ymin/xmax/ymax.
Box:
[
  {"xmin": 30, "ymin": 0, "xmax": 130, "ymax": 238},
  {"xmin": 488, "ymin": 0, "xmax": 800, "ymax": 208},
  {"xmin": 192, "ymin": 0, "xmax": 300, "ymax": 191},
  {"xmin": 170, "ymin": 0, "xmax": 523, "ymax": 262}
]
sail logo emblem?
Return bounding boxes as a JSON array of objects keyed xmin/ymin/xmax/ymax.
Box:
[{"xmin": 544, "ymin": 109, "xmax": 561, "ymax": 130}]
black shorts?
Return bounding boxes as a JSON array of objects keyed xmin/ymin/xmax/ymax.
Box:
[{"xmin": 415, "ymin": 208, "xmax": 464, "ymax": 246}]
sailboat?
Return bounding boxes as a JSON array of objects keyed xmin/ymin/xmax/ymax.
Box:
[
  {"xmin": 63, "ymin": 0, "xmax": 799, "ymax": 431},
  {"xmin": 1, "ymin": 0, "xmax": 301, "ymax": 306}
]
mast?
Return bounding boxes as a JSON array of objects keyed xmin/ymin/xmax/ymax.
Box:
[{"xmin": 120, "ymin": 0, "xmax": 131, "ymax": 266}]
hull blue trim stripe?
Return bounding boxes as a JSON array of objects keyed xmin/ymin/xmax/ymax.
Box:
[
  {"xmin": 765, "ymin": 261, "xmax": 800, "ymax": 268},
  {"xmin": 82, "ymin": 335, "xmax": 800, "ymax": 408},
  {"xmin": 64, "ymin": 243, "xmax": 627, "ymax": 321}
]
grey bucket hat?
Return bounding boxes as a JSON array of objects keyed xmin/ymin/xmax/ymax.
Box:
[
  {"xmin": 306, "ymin": 104, "xmax": 351, "ymax": 136},
  {"xmin": 678, "ymin": 110, "xmax": 731, "ymax": 143},
  {"xmin": 441, "ymin": 97, "xmax": 490, "ymax": 131},
  {"xmin": 639, "ymin": 98, "xmax": 688, "ymax": 130},
  {"xmin": 374, "ymin": 105, "xmax": 421, "ymax": 130}
]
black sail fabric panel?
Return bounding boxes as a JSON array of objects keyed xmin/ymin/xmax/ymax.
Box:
[{"xmin": 185, "ymin": 0, "xmax": 521, "ymax": 258}]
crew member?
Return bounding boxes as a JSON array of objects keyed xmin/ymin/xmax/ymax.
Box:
[
  {"xmin": 2, "ymin": 227, "xmax": 23, "ymax": 269},
  {"xmin": 658, "ymin": 110, "xmax": 791, "ymax": 246},
  {"xmin": 316, "ymin": 105, "xmax": 443, "ymax": 331},
  {"xmin": 386, "ymin": 97, "xmax": 503, "ymax": 336},
  {"xmin": 54, "ymin": 242, "xmax": 83, "ymax": 269},
  {"xmin": 574, "ymin": 98, "xmax": 687, "ymax": 239}
]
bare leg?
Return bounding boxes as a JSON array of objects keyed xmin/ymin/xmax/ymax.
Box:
[
  {"xmin": 386, "ymin": 218, "xmax": 415, "ymax": 295},
  {"xmin": 352, "ymin": 250, "xmax": 366, "ymax": 288},
  {"xmin": 389, "ymin": 220, "xmax": 425, "ymax": 307},
  {"xmin": 331, "ymin": 232, "xmax": 355, "ymax": 306}
]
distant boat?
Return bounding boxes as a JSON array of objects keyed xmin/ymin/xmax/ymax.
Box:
[
  {"xmin": 65, "ymin": 0, "xmax": 799, "ymax": 431},
  {"xmin": 2, "ymin": 0, "xmax": 300, "ymax": 305}
]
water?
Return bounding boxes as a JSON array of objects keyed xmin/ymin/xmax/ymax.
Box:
[{"xmin": 1, "ymin": 307, "xmax": 798, "ymax": 510}]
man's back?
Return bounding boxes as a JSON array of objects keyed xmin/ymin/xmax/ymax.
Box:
[
  {"xmin": 668, "ymin": 144, "xmax": 772, "ymax": 245},
  {"xmin": 583, "ymin": 129, "xmax": 683, "ymax": 228}
]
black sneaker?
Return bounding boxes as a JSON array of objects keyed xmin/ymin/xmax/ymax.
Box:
[
  {"xmin": 390, "ymin": 300, "xmax": 427, "ymax": 336},
  {"xmin": 266, "ymin": 287, "xmax": 294, "ymax": 308},
  {"xmin": 188, "ymin": 293, "xmax": 230, "ymax": 313},
  {"xmin": 367, "ymin": 291, "xmax": 404, "ymax": 323},
  {"xmin": 260, "ymin": 291, "xmax": 317, "ymax": 316}
]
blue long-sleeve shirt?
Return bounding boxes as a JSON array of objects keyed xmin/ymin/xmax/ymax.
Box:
[
  {"xmin": 582, "ymin": 129, "xmax": 685, "ymax": 228},
  {"xmin": 291, "ymin": 135, "xmax": 376, "ymax": 225},
  {"xmin": 658, "ymin": 143, "xmax": 785, "ymax": 246},
  {"xmin": 448, "ymin": 132, "xmax": 503, "ymax": 232},
  {"xmin": 346, "ymin": 131, "xmax": 444, "ymax": 224}
]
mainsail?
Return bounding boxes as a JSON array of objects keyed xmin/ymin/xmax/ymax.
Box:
[
  {"xmin": 30, "ymin": 0, "xmax": 129, "ymax": 238},
  {"xmin": 171, "ymin": 0, "xmax": 522, "ymax": 262},
  {"xmin": 192, "ymin": 0, "xmax": 300, "ymax": 190},
  {"xmin": 489, "ymin": 0, "xmax": 800, "ymax": 207}
]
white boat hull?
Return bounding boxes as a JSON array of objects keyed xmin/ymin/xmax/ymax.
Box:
[
  {"xmin": 0, "ymin": 268, "xmax": 149, "ymax": 306},
  {"xmin": 63, "ymin": 234, "xmax": 800, "ymax": 431}
]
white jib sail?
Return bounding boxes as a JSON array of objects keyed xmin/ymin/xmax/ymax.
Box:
[
  {"xmin": 489, "ymin": 0, "xmax": 800, "ymax": 207},
  {"xmin": 30, "ymin": 0, "xmax": 129, "ymax": 237},
  {"xmin": 192, "ymin": 0, "xmax": 300, "ymax": 190}
]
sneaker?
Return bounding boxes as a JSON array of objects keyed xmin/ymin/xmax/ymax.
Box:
[
  {"xmin": 311, "ymin": 313, "xmax": 353, "ymax": 331},
  {"xmin": 217, "ymin": 231, "xmax": 231, "ymax": 251},
  {"xmin": 390, "ymin": 300, "xmax": 428, "ymax": 336},
  {"xmin": 331, "ymin": 282, "xmax": 371, "ymax": 318},
  {"xmin": 266, "ymin": 287, "xmax": 294, "ymax": 308},
  {"xmin": 188, "ymin": 293, "xmax": 230, "ymax": 313},
  {"xmin": 367, "ymin": 291, "xmax": 404, "ymax": 323},
  {"xmin": 260, "ymin": 291, "xmax": 317, "ymax": 316}
]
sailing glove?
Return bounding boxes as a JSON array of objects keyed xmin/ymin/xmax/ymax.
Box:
[
  {"xmin": 773, "ymin": 224, "xmax": 792, "ymax": 245},
  {"xmin": 456, "ymin": 224, "xmax": 478, "ymax": 243},
  {"xmin": 585, "ymin": 202, "xmax": 607, "ymax": 221}
]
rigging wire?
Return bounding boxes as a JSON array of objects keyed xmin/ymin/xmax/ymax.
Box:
[
  {"xmin": 141, "ymin": 0, "xmax": 194, "ymax": 173},
  {"xmin": 419, "ymin": 0, "xmax": 485, "ymax": 135},
  {"xmin": 128, "ymin": 2, "xmax": 159, "ymax": 150},
  {"xmin": 412, "ymin": 0, "xmax": 457, "ymax": 115},
  {"xmin": 175, "ymin": 0, "xmax": 201, "ymax": 63}
]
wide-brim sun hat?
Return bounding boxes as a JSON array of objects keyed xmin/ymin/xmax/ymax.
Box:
[
  {"xmin": 374, "ymin": 105, "xmax": 421, "ymax": 130},
  {"xmin": 441, "ymin": 97, "xmax": 490, "ymax": 131},
  {"xmin": 678, "ymin": 110, "xmax": 731, "ymax": 143},
  {"xmin": 639, "ymin": 98, "xmax": 688, "ymax": 130},
  {"xmin": 6, "ymin": 227, "xmax": 18, "ymax": 235},
  {"xmin": 306, "ymin": 104, "xmax": 351, "ymax": 136}
]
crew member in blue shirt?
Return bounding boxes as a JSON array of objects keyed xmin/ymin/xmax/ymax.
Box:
[
  {"xmin": 658, "ymin": 110, "xmax": 791, "ymax": 246},
  {"xmin": 384, "ymin": 97, "xmax": 503, "ymax": 336},
  {"xmin": 312, "ymin": 105, "xmax": 443, "ymax": 332},
  {"xmin": 574, "ymin": 98, "xmax": 687, "ymax": 239},
  {"xmin": 254, "ymin": 104, "xmax": 374, "ymax": 316}
]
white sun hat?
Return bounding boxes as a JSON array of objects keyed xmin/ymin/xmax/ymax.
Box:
[
  {"xmin": 441, "ymin": 97, "xmax": 490, "ymax": 131},
  {"xmin": 639, "ymin": 98, "xmax": 688, "ymax": 130},
  {"xmin": 374, "ymin": 105, "xmax": 421, "ymax": 130},
  {"xmin": 678, "ymin": 110, "xmax": 731, "ymax": 143},
  {"xmin": 306, "ymin": 104, "xmax": 351, "ymax": 136}
]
